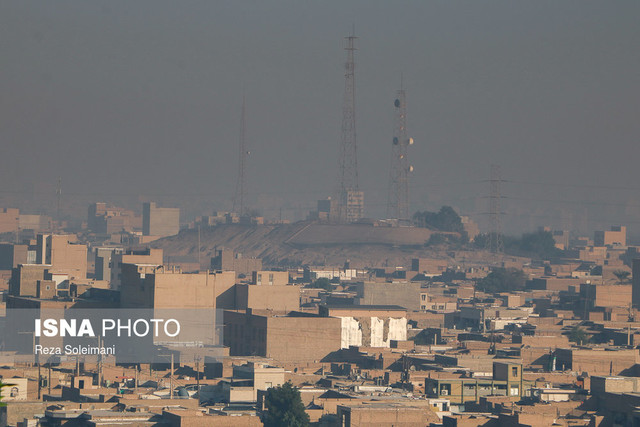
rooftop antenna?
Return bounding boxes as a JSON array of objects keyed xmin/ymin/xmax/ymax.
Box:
[
  {"xmin": 56, "ymin": 177, "xmax": 62, "ymax": 226},
  {"xmin": 386, "ymin": 74, "xmax": 413, "ymax": 222},
  {"xmin": 233, "ymin": 95, "xmax": 249, "ymax": 216}
]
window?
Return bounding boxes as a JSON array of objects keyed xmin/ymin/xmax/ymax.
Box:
[
  {"xmin": 463, "ymin": 384, "xmax": 476, "ymax": 396},
  {"xmin": 512, "ymin": 367, "xmax": 518, "ymax": 377},
  {"xmin": 510, "ymin": 386, "xmax": 519, "ymax": 396},
  {"xmin": 269, "ymin": 273, "xmax": 274, "ymax": 285},
  {"xmin": 10, "ymin": 387, "xmax": 18, "ymax": 397},
  {"xmin": 421, "ymin": 294, "xmax": 426, "ymax": 301}
]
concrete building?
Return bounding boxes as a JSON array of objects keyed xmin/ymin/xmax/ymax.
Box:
[
  {"xmin": 18, "ymin": 214, "xmax": 51, "ymax": 232},
  {"xmin": 109, "ymin": 248, "xmax": 163, "ymax": 290},
  {"xmin": 420, "ymin": 292, "xmax": 458, "ymax": 312},
  {"xmin": 581, "ymin": 283, "xmax": 631, "ymax": 310},
  {"xmin": 229, "ymin": 362, "xmax": 285, "ymax": 401},
  {"xmin": 346, "ymin": 190, "xmax": 364, "ymax": 223},
  {"xmin": 94, "ymin": 247, "xmax": 124, "ymax": 281},
  {"xmin": 595, "ymin": 225, "xmax": 627, "ymax": 247},
  {"xmin": 0, "ymin": 378, "xmax": 28, "ymax": 402},
  {"xmin": 552, "ymin": 230, "xmax": 570, "ymax": 250},
  {"xmin": 224, "ymin": 310, "xmax": 342, "ymax": 363},
  {"xmin": 119, "ymin": 264, "xmax": 235, "ymax": 310},
  {"xmin": 88, "ymin": 202, "xmax": 141, "ymax": 234},
  {"xmin": 251, "ymin": 270, "xmax": 288, "ymax": 286},
  {"xmin": 355, "ymin": 282, "xmax": 422, "ymax": 311},
  {"xmin": 457, "ymin": 306, "xmax": 530, "ymax": 331},
  {"xmin": 317, "ymin": 197, "xmax": 338, "ymax": 222},
  {"xmin": 424, "ymin": 363, "xmax": 528, "ymax": 406},
  {"xmin": 0, "ymin": 208, "xmax": 20, "ymax": 233},
  {"xmin": 554, "ymin": 347, "xmax": 639, "ymax": 375},
  {"xmin": 304, "ymin": 266, "xmax": 360, "ymax": 282},
  {"xmin": 590, "ymin": 376, "xmax": 640, "ymax": 426},
  {"xmin": 411, "ymin": 258, "xmax": 449, "ymax": 276},
  {"xmin": 0, "ymin": 243, "xmax": 29, "ymax": 270},
  {"xmin": 142, "ymin": 202, "xmax": 180, "ymax": 238},
  {"xmin": 527, "ymin": 277, "xmax": 581, "ymax": 292},
  {"xmin": 210, "ymin": 249, "xmax": 262, "ymax": 278},
  {"xmin": 337, "ymin": 403, "xmax": 438, "ymax": 427},
  {"xmin": 35, "ymin": 234, "xmax": 87, "ymax": 280},
  {"xmin": 8, "ymin": 264, "xmax": 50, "ymax": 297},
  {"xmin": 235, "ymin": 284, "xmax": 300, "ymax": 313},
  {"xmin": 319, "ymin": 305, "xmax": 408, "ymax": 348}
]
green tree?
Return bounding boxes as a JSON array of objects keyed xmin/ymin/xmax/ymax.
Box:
[
  {"xmin": 477, "ymin": 268, "xmax": 527, "ymax": 293},
  {"xmin": 263, "ymin": 381, "xmax": 310, "ymax": 427},
  {"xmin": 426, "ymin": 233, "xmax": 447, "ymax": 246},
  {"xmin": 413, "ymin": 206, "xmax": 464, "ymax": 233},
  {"xmin": 504, "ymin": 230, "xmax": 560, "ymax": 259},
  {"xmin": 568, "ymin": 326, "xmax": 589, "ymax": 345},
  {"xmin": 613, "ymin": 270, "xmax": 631, "ymax": 284},
  {"xmin": 0, "ymin": 379, "xmax": 15, "ymax": 407},
  {"xmin": 472, "ymin": 233, "xmax": 490, "ymax": 249},
  {"xmin": 308, "ymin": 277, "xmax": 332, "ymax": 291}
]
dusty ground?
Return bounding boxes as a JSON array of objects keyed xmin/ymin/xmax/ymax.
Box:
[{"xmin": 151, "ymin": 222, "xmax": 501, "ymax": 269}]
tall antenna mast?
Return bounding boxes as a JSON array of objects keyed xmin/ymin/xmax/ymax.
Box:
[
  {"xmin": 56, "ymin": 177, "xmax": 62, "ymax": 226},
  {"xmin": 337, "ymin": 33, "xmax": 363, "ymax": 222},
  {"xmin": 386, "ymin": 78, "xmax": 413, "ymax": 221},
  {"xmin": 233, "ymin": 96, "xmax": 248, "ymax": 216},
  {"xmin": 488, "ymin": 165, "xmax": 504, "ymax": 255}
]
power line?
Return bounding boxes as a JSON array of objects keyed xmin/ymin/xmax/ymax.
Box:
[{"xmin": 506, "ymin": 180, "xmax": 640, "ymax": 192}]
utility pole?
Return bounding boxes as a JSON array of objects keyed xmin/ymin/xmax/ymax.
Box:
[
  {"xmin": 195, "ymin": 356, "xmax": 201, "ymax": 404},
  {"xmin": 37, "ymin": 361, "xmax": 41, "ymax": 400},
  {"xmin": 97, "ymin": 335, "xmax": 103, "ymax": 387},
  {"xmin": 170, "ymin": 353, "xmax": 174, "ymax": 400},
  {"xmin": 628, "ymin": 303, "xmax": 634, "ymax": 347}
]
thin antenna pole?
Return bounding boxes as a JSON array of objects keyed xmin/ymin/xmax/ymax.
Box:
[
  {"xmin": 233, "ymin": 96, "xmax": 248, "ymax": 216},
  {"xmin": 386, "ymin": 80, "xmax": 412, "ymax": 221},
  {"xmin": 488, "ymin": 165, "xmax": 504, "ymax": 255},
  {"xmin": 56, "ymin": 177, "xmax": 62, "ymax": 225},
  {"xmin": 337, "ymin": 33, "xmax": 362, "ymax": 223}
]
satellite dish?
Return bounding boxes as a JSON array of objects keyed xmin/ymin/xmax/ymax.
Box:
[
  {"xmin": 408, "ymin": 137, "xmax": 414, "ymax": 145},
  {"xmin": 393, "ymin": 137, "xmax": 399, "ymax": 145},
  {"xmin": 408, "ymin": 165, "xmax": 414, "ymax": 172},
  {"xmin": 394, "ymin": 99, "xmax": 400, "ymax": 107}
]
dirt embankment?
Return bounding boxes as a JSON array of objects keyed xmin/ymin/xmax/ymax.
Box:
[{"xmin": 151, "ymin": 222, "xmax": 495, "ymax": 269}]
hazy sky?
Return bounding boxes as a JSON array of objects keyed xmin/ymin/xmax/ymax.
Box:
[{"xmin": 2, "ymin": 1, "xmax": 640, "ymax": 236}]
